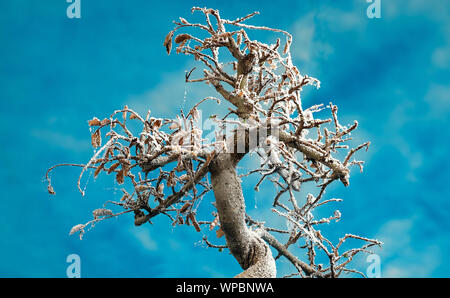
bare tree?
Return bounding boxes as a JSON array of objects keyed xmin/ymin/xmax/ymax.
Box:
[{"xmin": 46, "ymin": 7, "xmax": 381, "ymax": 278}]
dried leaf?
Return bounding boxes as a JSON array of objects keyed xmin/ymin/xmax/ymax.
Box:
[
  {"xmin": 69, "ymin": 224, "xmax": 85, "ymax": 235},
  {"xmin": 94, "ymin": 163, "xmax": 105, "ymax": 178},
  {"xmin": 152, "ymin": 119, "xmax": 162, "ymax": 130},
  {"xmin": 100, "ymin": 118, "xmax": 110, "ymax": 126},
  {"xmin": 216, "ymin": 228, "xmax": 224, "ymax": 238},
  {"xmin": 88, "ymin": 117, "xmax": 102, "ymax": 126},
  {"xmin": 135, "ymin": 184, "xmax": 148, "ymax": 192},
  {"xmin": 69, "ymin": 224, "xmax": 85, "ymax": 240},
  {"xmin": 120, "ymin": 193, "xmax": 129, "ymax": 202},
  {"xmin": 129, "ymin": 113, "xmax": 139, "ymax": 120},
  {"xmin": 116, "ymin": 169, "xmax": 125, "ymax": 185},
  {"xmin": 92, "ymin": 158, "xmax": 104, "ymax": 164},
  {"xmin": 179, "ymin": 202, "xmax": 191, "ymax": 213},
  {"xmin": 91, "ymin": 130, "xmax": 101, "ymax": 148},
  {"xmin": 175, "ymin": 33, "xmax": 192, "ymax": 44},
  {"xmin": 163, "ymin": 30, "xmax": 174, "ymax": 55},
  {"xmin": 92, "ymin": 208, "xmax": 113, "ymax": 219},
  {"xmin": 188, "ymin": 213, "xmax": 201, "ymax": 232},
  {"xmin": 107, "ymin": 162, "xmax": 120, "ymax": 174}
]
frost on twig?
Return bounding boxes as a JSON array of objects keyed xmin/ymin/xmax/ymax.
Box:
[{"xmin": 46, "ymin": 7, "xmax": 381, "ymax": 278}]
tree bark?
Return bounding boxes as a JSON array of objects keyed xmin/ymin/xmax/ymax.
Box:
[{"xmin": 209, "ymin": 153, "xmax": 276, "ymax": 278}]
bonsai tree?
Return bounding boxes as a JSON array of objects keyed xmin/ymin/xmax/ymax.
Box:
[{"xmin": 47, "ymin": 7, "xmax": 381, "ymax": 278}]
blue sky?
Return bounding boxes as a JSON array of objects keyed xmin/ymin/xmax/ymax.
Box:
[{"xmin": 0, "ymin": 0, "xmax": 449, "ymax": 277}]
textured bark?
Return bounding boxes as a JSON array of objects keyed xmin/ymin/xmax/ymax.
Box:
[{"xmin": 210, "ymin": 153, "xmax": 276, "ymax": 278}]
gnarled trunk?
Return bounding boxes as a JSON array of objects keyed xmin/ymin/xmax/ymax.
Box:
[{"xmin": 210, "ymin": 153, "xmax": 276, "ymax": 278}]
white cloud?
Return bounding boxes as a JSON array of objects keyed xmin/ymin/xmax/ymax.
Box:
[
  {"xmin": 425, "ymin": 84, "xmax": 450, "ymax": 117},
  {"xmin": 130, "ymin": 227, "xmax": 158, "ymax": 251},
  {"xmin": 380, "ymin": 99, "xmax": 424, "ymax": 181},
  {"xmin": 432, "ymin": 47, "xmax": 450, "ymax": 69},
  {"xmin": 290, "ymin": 13, "xmax": 334, "ymax": 73},
  {"xmin": 30, "ymin": 128, "xmax": 91, "ymax": 152},
  {"xmin": 375, "ymin": 218, "xmax": 441, "ymax": 277},
  {"xmin": 384, "ymin": 0, "xmax": 450, "ymax": 20},
  {"xmin": 383, "ymin": 0, "xmax": 450, "ymax": 71}
]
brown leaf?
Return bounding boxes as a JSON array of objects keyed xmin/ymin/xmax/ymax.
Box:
[
  {"xmin": 152, "ymin": 119, "xmax": 162, "ymax": 129},
  {"xmin": 129, "ymin": 113, "xmax": 139, "ymax": 120},
  {"xmin": 94, "ymin": 163, "xmax": 105, "ymax": 178},
  {"xmin": 179, "ymin": 202, "xmax": 191, "ymax": 214},
  {"xmin": 88, "ymin": 117, "xmax": 102, "ymax": 126},
  {"xmin": 116, "ymin": 169, "xmax": 124, "ymax": 185},
  {"xmin": 120, "ymin": 193, "xmax": 128, "ymax": 201},
  {"xmin": 91, "ymin": 130, "xmax": 101, "ymax": 148},
  {"xmin": 175, "ymin": 33, "xmax": 192, "ymax": 44},
  {"xmin": 107, "ymin": 162, "xmax": 120, "ymax": 174},
  {"xmin": 163, "ymin": 30, "xmax": 174, "ymax": 55},
  {"xmin": 188, "ymin": 213, "xmax": 201, "ymax": 232},
  {"xmin": 216, "ymin": 228, "xmax": 224, "ymax": 238},
  {"xmin": 135, "ymin": 184, "xmax": 148, "ymax": 192},
  {"xmin": 100, "ymin": 118, "xmax": 110, "ymax": 126}
]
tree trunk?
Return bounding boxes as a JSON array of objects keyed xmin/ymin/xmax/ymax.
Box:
[{"xmin": 209, "ymin": 153, "xmax": 276, "ymax": 278}]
